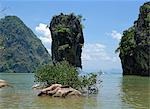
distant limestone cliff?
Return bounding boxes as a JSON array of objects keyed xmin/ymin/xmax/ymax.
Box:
[
  {"xmin": 117, "ymin": 2, "xmax": 150, "ymax": 76},
  {"xmin": 0, "ymin": 16, "xmax": 51, "ymax": 73},
  {"xmin": 49, "ymin": 13, "xmax": 84, "ymax": 68}
]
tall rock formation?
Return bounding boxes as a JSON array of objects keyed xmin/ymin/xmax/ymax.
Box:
[
  {"xmin": 117, "ymin": 2, "xmax": 150, "ymax": 76},
  {"xmin": 49, "ymin": 13, "xmax": 84, "ymax": 68},
  {"xmin": 0, "ymin": 16, "xmax": 51, "ymax": 73}
]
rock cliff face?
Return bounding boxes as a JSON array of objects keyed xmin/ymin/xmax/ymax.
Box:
[
  {"xmin": 49, "ymin": 13, "xmax": 84, "ymax": 68},
  {"xmin": 0, "ymin": 16, "xmax": 51, "ymax": 73},
  {"xmin": 117, "ymin": 2, "xmax": 150, "ymax": 76}
]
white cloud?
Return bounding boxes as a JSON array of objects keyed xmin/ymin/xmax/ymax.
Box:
[
  {"xmin": 35, "ymin": 23, "xmax": 51, "ymax": 39},
  {"xmin": 81, "ymin": 43, "xmax": 121, "ymax": 71},
  {"xmin": 107, "ymin": 30, "xmax": 122, "ymax": 41},
  {"xmin": 82, "ymin": 43, "xmax": 113, "ymax": 61},
  {"xmin": 35, "ymin": 23, "xmax": 52, "ymax": 53}
]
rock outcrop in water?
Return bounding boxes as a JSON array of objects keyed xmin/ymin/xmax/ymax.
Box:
[
  {"xmin": 37, "ymin": 84, "xmax": 82, "ymax": 97},
  {"xmin": 0, "ymin": 79, "xmax": 12, "ymax": 88},
  {"xmin": 0, "ymin": 16, "xmax": 51, "ymax": 73},
  {"xmin": 49, "ymin": 13, "xmax": 84, "ymax": 68},
  {"xmin": 117, "ymin": 2, "xmax": 150, "ymax": 76}
]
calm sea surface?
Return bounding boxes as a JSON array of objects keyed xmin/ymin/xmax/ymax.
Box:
[{"xmin": 0, "ymin": 73, "xmax": 149, "ymax": 109}]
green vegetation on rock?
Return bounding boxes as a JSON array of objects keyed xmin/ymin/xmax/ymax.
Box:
[
  {"xmin": 35, "ymin": 13, "xmax": 97, "ymax": 92},
  {"xmin": 0, "ymin": 16, "xmax": 51, "ymax": 73},
  {"xmin": 35, "ymin": 61, "xmax": 97, "ymax": 90},
  {"xmin": 50, "ymin": 13, "xmax": 84, "ymax": 68},
  {"xmin": 116, "ymin": 2, "xmax": 150, "ymax": 76},
  {"xmin": 116, "ymin": 27, "xmax": 136, "ymax": 56}
]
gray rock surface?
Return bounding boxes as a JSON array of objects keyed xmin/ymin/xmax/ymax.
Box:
[
  {"xmin": 118, "ymin": 2, "xmax": 150, "ymax": 76},
  {"xmin": 49, "ymin": 13, "xmax": 84, "ymax": 68}
]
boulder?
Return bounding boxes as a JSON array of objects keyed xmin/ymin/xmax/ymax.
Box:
[
  {"xmin": 0, "ymin": 79, "xmax": 6, "ymax": 83},
  {"xmin": 37, "ymin": 84, "xmax": 82, "ymax": 97},
  {"xmin": 0, "ymin": 79, "xmax": 11, "ymax": 88},
  {"xmin": 41, "ymin": 84, "xmax": 62, "ymax": 92},
  {"xmin": 66, "ymin": 88, "xmax": 82, "ymax": 97},
  {"xmin": 53, "ymin": 87, "xmax": 82, "ymax": 97}
]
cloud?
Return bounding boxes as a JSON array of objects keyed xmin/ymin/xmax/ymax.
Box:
[
  {"xmin": 81, "ymin": 43, "xmax": 121, "ymax": 71},
  {"xmin": 35, "ymin": 23, "xmax": 51, "ymax": 38},
  {"xmin": 35, "ymin": 23, "xmax": 51, "ymax": 53},
  {"xmin": 82, "ymin": 43, "xmax": 114, "ymax": 61},
  {"xmin": 107, "ymin": 30, "xmax": 122, "ymax": 41}
]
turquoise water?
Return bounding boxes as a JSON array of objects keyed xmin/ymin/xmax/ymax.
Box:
[{"xmin": 0, "ymin": 73, "xmax": 149, "ymax": 109}]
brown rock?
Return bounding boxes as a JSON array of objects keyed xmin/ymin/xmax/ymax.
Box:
[
  {"xmin": 0, "ymin": 79, "xmax": 11, "ymax": 88},
  {"xmin": 37, "ymin": 84, "xmax": 82, "ymax": 97},
  {"xmin": 41, "ymin": 84, "xmax": 62, "ymax": 92}
]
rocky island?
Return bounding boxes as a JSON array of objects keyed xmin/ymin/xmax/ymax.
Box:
[
  {"xmin": 0, "ymin": 16, "xmax": 51, "ymax": 73},
  {"xmin": 49, "ymin": 13, "xmax": 84, "ymax": 68},
  {"xmin": 34, "ymin": 13, "xmax": 97, "ymax": 98},
  {"xmin": 117, "ymin": 2, "xmax": 150, "ymax": 76}
]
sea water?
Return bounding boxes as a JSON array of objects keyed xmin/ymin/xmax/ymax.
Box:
[{"xmin": 0, "ymin": 73, "xmax": 149, "ymax": 109}]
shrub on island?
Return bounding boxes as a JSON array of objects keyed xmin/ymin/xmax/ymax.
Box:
[{"xmin": 34, "ymin": 61, "xmax": 98, "ymax": 97}]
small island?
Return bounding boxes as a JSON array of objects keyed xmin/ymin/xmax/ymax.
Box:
[{"xmin": 34, "ymin": 13, "xmax": 98, "ymax": 97}]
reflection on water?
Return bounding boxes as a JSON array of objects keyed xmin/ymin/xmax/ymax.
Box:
[
  {"xmin": 121, "ymin": 76, "xmax": 150, "ymax": 109},
  {"xmin": 0, "ymin": 73, "xmax": 149, "ymax": 109}
]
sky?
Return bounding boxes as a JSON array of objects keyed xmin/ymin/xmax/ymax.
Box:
[{"xmin": 0, "ymin": 0, "xmax": 148, "ymax": 72}]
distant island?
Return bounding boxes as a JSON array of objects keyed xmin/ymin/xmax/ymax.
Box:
[
  {"xmin": 116, "ymin": 2, "xmax": 150, "ymax": 76},
  {"xmin": 0, "ymin": 16, "xmax": 51, "ymax": 73}
]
